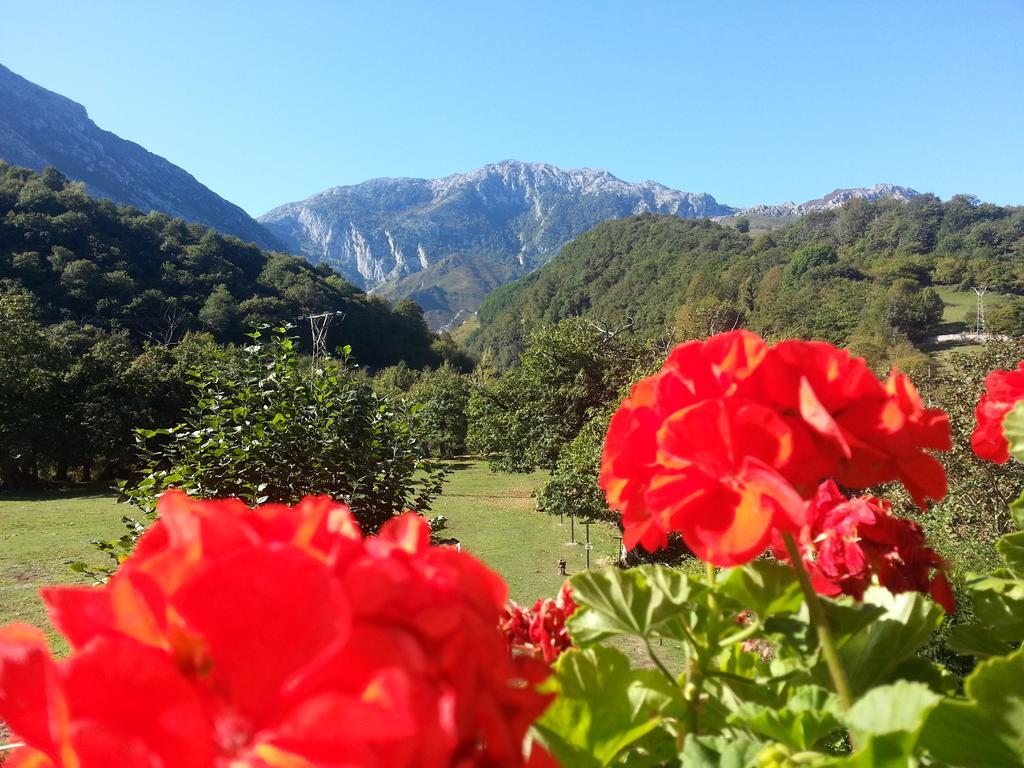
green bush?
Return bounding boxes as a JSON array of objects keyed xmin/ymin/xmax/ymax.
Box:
[
  {"xmin": 121, "ymin": 326, "xmax": 446, "ymax": 535},
  {"xmin": 534, "ymin": 410, "xmax": 614, "ymax": 524},
  {"xmin": 409, "ymin": 364, "xmax": 471, "ymax": 458}
]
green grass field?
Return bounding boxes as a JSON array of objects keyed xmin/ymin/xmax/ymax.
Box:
[
  {"xmin": 0, "ymin": 462, "xmax": 623, "ymax": 646},
  {"xmin": 0, "ymin": 492, "xmax": 128, "ymax": 650},
  {"xmin": 933, "ymin": 286, "xmax": 1007, "ymax": 333},
  {"xmin": 923, "ymin": 286, "xmax": 1009, "ymax": 360},
  {"xmin": 431, "ymin": 462, "xmax": 622, "ymax": 603}
]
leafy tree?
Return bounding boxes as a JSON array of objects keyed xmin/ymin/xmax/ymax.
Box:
[
  {"xmin": 885, "ymin": 280, "xmax": 944, "ymax": 340},
  {"xmin": 409, "ymin": 364, "xmax": 471, "ymax": 458},
  {"xmin": 986, "ymin": 297, "xmax": 1024, "ymax": 336},
  {"xmin": 469, "ymin": 318, "xmax": 656, "ymax": 472},
  {"xmin": 534, "ymin": 410, "xmax": 614, "ymax": 524},
  {"xmin": 372, "ymin": 361, "xmax": 420, "ymax": 399},
  {"xmin": 198, "ymin": 283, "xmax": 241, "ymax": 337},
  {"xmin": 0, "ymin": 295, "xmax": 61, "ymax": 487},
  {"xmin": 122, "ymin": 327, "xmax": 446, "ymax": 534},
  {"xmin": 673, "ymin": 297, "xmax": 743, "ymax": 341}
]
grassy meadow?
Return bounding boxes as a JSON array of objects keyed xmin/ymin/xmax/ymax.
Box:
[
  {"xmin": 0, "ymin": 461, "xmax": 624, "ymax": 647},
  {"xmin": 0, "ymin": 492, "xmax": 127, "ymax": 651},
  {"xmin": 933, "ymin": 286, "xmax": 1007, "ymax": 334}
]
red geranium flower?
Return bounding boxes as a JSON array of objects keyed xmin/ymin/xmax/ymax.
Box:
[
  {"xmin": 971, "ymin": 361, "xmax": 1024, "ymax": 463},
  {"xmin": 0, "ymin": 491, "xmax": 553, "ymax": 767},
  {"xmin": 501, "ymin": 583, "xmax": 576, "ymax": 664},
  {"xmin": 600, "ymin": 331, "xmax": 951, "ymax": 566},
  {"xmin": 776, "ymin": 481, "xmax": 955, "ymax": 613}
]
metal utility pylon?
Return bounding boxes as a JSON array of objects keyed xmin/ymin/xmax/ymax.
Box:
[
  {"xmin": 973, "ymin": 287, "xmax": 987, "ymax": 335},
  {"xmin": 303, "ymin": 311, "xmax": 345, "ymax": 370}
]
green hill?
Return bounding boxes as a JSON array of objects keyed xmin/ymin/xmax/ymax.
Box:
[
  {"xmin": 469, "ymin": 196, "xmax": 1024, "ymax": 367},
  {"xmin": 0, "ymin": 163, "xmax": 441, "ymax": 368}
]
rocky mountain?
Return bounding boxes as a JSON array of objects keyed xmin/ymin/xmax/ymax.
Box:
[
  {"xmin": 0, "ymin": 63, "xmax": 279, "ymax": 250},
  {"xmin": 258, "ymin": 161, "xmax": 734, "ymax": 328},
  {"xmin": 731, "ymin": 183, "xmax": 920, "ymax": 218},
  {"xmin": 261, "ymin": 165, "xmax": 923, "ymax": 329}
]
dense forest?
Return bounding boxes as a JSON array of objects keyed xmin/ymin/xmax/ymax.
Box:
[
  {"xmin": 0, "ymin": 162, "xmax": 448, "ymax": 368},
  {"xmin": 469, "ymin": 195, "xmax": 1024, "ymax": 367},
  {"xmin": 0, "ymin": 163, "xmax": 468, "ymax": 487}
]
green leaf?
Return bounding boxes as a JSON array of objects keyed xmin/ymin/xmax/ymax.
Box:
[
  {"xmin": 1001, "ymin": 400, "xmax": 1024, "ymax": 463},
  {"xmin": 997, "ymin": 530, "xmax": 1024, "ymax": 577},
  {"xmin": 719, "ymin": 560, "xmax": 803, "ymax": 618},
  {"xmin": 824, "ymin": 588, "xmax": 943, "ymax": 696},
  {"xmin": 968, "ymin": 573, "xmax": 1024, "ymax": 642},
  {"xmin": 1010, "ymin": 489, "xmax": 1024, "ymax": 530},
  {"xmin": 534, "ymin": 645, "xmax": 682, "ymax": 767},
  {"xmin": 807, "ymin": 681, "xmax": 940, "ymax": 768},
  {"xmin": 921, "ymin": 647, "xmax": 1024, "ymax": 767},
  {"xmin": 846, "ymin": 679, "xmax": 939, "ymax": 740},
  {"xmin": 727, "ymin": 685, "xmax": 841, "ymax": 751},
  {"xmin": 568, "ymin": 565, "xmax": 699, "ymax": 645},
  {"xmin": 947, "ymin": 622, "xmax": 1017, "ymax": 658},
  {"xmin": 678, "ymin": 735, "xmax": 766, "ymax": 767}
]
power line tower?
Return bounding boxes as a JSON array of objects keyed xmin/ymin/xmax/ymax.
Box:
[
  {"xmin": 302, "ymin": 311, "xmax": 345, "ymax": 370},
  {"xmin": 973, "ymin": 287, "xmax": 987, "ymax": 335}
]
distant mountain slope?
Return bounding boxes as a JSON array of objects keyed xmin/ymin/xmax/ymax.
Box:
[
  {"xmin": 258, "ymin": 160, "xmax": 734, "ymax": 328},
  {"xmin": 730, "ymin": 183, "xmax": 920, "ymax": 218},
  {"xmin": 0, "ymin": 63, "xmax": 280, "ymax": 250}
]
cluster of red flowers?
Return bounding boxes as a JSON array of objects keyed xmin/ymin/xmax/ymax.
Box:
[
  {"xmin": 971, "ymin": 360, "xmax": 1024, "ymax": 463},
  {"xmin": 500, "ymin": 583, "xmax": 576, "ymax": 664},
  {"xmin": 600, "ymin": 330, "xmax": 952, "ymax": 566},
  {"xmin": 0, "ymin": 491, "xmax": 553, "ymax": 767},
  {"xmin": 774, "ymin": 480, "xmax": 955, "ymax": 613}
]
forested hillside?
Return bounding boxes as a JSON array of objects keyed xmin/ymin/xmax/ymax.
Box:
[
  {"xmin": 0, "ymin": 162, "xmax": 443, "ymax": 368},
  {"xmin": 0, "ymin": 164, "xmax": 465, "ymax": 488},
  {"xmin": 470, "ymin": 195, "xmax": 1024, "ymax": 367}
]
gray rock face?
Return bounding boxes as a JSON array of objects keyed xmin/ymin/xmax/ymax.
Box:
[
  {"xmin": 732, "ymin": 184, "xmax": 920, "ymax": 218},
  {"xmin": 259, "ymin": 160, "xmax": 734, "ymax": 326},
  {"xmin": 0, "ymin": 63, "xmax": 280, "ymax": 250}
]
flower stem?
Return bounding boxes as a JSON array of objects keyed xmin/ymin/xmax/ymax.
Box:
[
  {"xmin": 644, "ymin": 638, "xmax": 679, "ymax": 688},
  {"xmin": 781, "ymin": 532, "xmax": 854, "ymax": 711},
  {"xmin": 683, "ymin": 563, "xmax": 719, "ymax": 738}
]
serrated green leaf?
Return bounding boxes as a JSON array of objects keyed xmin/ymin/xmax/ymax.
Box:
[
  {"xmin": 921, "ymin": 647, "xmax": 1024, "ymax": 767},
  {"xmin": 824, "ymin": 589, "xmax": 942, "ymax": 697},
  {"xmin": 1010, "ymin": 489, "xmax": 1024, "ymax": 530},
  {"xmin": 947, "ymin": 622, "xmax": 1017, "ymax": 658},
  {"xmin": 727, "ymin": 685, "xmax": 841, "ymax": 751},
  {"xmin": 846, "ymin": 680, "xmax": 939, "ymax": 737},
  {"xmin": 969, "ymin": 576, "xmax": 1024, "ymax": 642},
  {"xmin": 534, "ymin": 645, "xmax": 683, "ymax": 767},
  {"xmin": 823, "ymin": 681, "xmax": 941, "ymax": 768},
  {"xmin": 997, "ymin": 530, "xmax": 1024, "ymax": 577},
  {"xmin": 1001, "ymin": 400, "xmax": 1024, "ymax": 462},
  {"xmin": 567, "ymin": 565, "xmax": 699, "ymax": 645},
  {"xmin": 678, "ymin": 735, "xmax": 766, "ymax": 768},
  {"xmin": 720, "ymin": 560, "xmax": 803, "ymax": 617}
]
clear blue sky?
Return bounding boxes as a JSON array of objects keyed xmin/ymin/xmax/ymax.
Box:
[{"xmin": 3, "ymin": 1, "xmax": 1022, "ymax": 215}]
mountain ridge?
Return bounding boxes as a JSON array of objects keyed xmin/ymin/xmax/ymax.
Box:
[
  {"xmin": 0, "ymin": 63, "xmax": 280, "ymax": 250},
  {"xmin": 260, "ymin": 161, "xmax": 920, "ymax": 328},
  {"xmin": 728, "ymin": 183, "xmax": 921, "ymax": 219}
]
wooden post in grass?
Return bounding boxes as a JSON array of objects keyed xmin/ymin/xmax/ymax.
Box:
[{"xmin": 585, "ymin": 522, "xmax": 591, "ymax": 569}]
